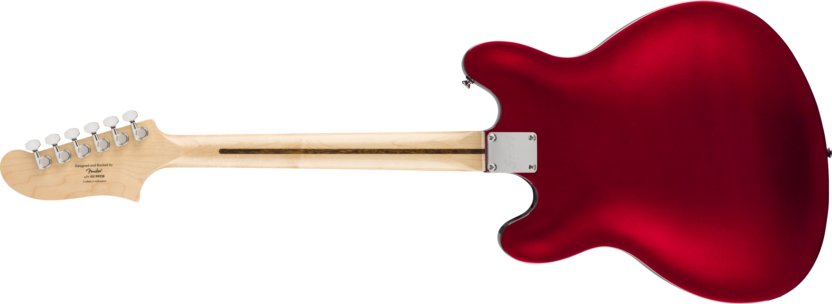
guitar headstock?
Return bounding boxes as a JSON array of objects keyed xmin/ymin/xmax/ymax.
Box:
[{"xmin": 1, "ymin": 111, "xmax": 180, "ymax": 201}]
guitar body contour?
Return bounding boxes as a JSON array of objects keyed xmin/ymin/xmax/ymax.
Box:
[{"xmin": 463, "ymin": 2, "xmax": 827, "ymax": 302}]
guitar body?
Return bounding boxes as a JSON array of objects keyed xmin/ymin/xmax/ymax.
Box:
[{"xmin": 463, "ymin": 2, "xmax": 827, "ymax": 302}]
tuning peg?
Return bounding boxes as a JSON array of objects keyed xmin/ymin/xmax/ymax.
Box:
[
  {"xmin": 122, "ymin": 110, "xmax": 148, "ymax": 141},
  {"xmin": 45, "ymin": 134, "xmax": 72, "ymax": 164},
  {"xmin": 462, "ymin": 76, "xmax": 475, "ymax": 89},
  {"xmin": 104, "ymin": 116, "xmax": 129, "ymax": 147},
  {"xmin": 25, "ymin": 140, "xmax": 51, "ymax": 170},
  {"xmin": 65, "ymin": 128, "xmax": 91, "ymax": 159},
  {"xmin": 84, "ymin": 122, "xmax": 110, "ymax": 152}
]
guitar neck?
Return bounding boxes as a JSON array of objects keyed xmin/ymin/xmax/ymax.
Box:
[{"xmin": 163, "ymin": 131, "xmax": 486, "ymax": 171}]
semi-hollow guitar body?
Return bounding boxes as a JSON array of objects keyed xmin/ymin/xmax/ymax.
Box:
[{"xmin": 463, "ymin": 2, "xmax": 827, "ymax": 302}]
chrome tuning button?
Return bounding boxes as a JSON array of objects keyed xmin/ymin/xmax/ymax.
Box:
[
  {"xmin": 45, "ymin": 134, "xmax": 72, "ymax": 164},
  {"xmin": 122, "ymin": 110, "xmax": 148, "ymax": 141},
  {"xmin": 25, "ymin": 140, "xmax": 51, "ymax": 170},
  {"xmin": 103, "ymin": 116, "xmax": 129, "ymax": 147},
  {"xmin": 84, "ymin": 122, "xmax": 110, "ymax": 152},
  {"xmin": 65, "ymin": 128, "xmax": 91, "ymax": 159}
]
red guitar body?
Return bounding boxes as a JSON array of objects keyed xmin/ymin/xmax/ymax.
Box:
[{"xmin": 463, "ymin": 2, "xmax": 827, "ymax": 302}]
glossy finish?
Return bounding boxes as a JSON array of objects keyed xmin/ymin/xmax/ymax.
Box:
[
  {"xmin": 66, "ymin": 128, "xmax": 91, "ymax": 159},
  {"xmin": 24, "ymin": 140, "xmax": 41, "ymax": 152},
  {"xmin": 46, "ymin": 134, "xmax": 72, "ymax": 164},
  {"xmin": 84, "ymin": 122, "xmax": 110, "ymax": 153},
  {"xmin": 24, "ymin": 140, "xmax": 51, "ymax": 170},
  {"xmin": 463, "ymin": 2, "xmax": 827, "ymax": 302},
  {"xmin": 104, "ymin": 116, "xmax": 130, "ymax": 147},
  {"xmin": 123, "ymin": 110, "xmax": 150, "ymax": 141},
  {"xmin": 113, "ymin": 132, "xmax": 129, "ymax": 146}
]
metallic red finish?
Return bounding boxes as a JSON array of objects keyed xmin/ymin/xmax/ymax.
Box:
[{"xmin": 463, "ymin": 2, "xmax": 827, "ymax": 302}]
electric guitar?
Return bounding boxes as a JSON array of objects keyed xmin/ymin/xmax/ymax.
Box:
[{"xmin": 1, "ymin": 2, "xmax": 827, "ymax": 302}]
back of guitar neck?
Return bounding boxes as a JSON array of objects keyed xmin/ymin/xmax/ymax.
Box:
[{"xmin": 163, "ymin": 131, "xmax": 485, "ymax": 172}]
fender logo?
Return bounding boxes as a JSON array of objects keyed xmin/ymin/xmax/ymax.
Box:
[{"xmin": 86, "ymin": 168, "xmax": 103, "ymax": 174}]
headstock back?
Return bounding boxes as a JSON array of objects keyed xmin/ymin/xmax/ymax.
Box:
[{"xmin": 1, "ymin": 119, "xmax": 179, "ymax": 201}]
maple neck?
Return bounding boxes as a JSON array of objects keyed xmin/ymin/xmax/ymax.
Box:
[{"xmin": 163, "ymin": 131, "xmax": 486, "ymax": 172}]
